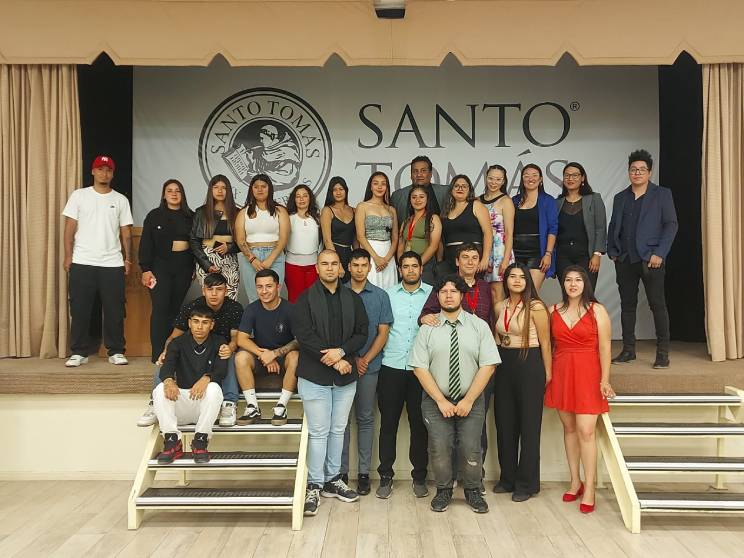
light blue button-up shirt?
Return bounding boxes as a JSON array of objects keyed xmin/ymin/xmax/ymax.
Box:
[{"xmin": 382, "ymin": 281, "xmax": 433, "ymax": 370}]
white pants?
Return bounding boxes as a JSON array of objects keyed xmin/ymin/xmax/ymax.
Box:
[{"xmin": 152, "ymin": 382, "xmax": 224, "ymax": 438}]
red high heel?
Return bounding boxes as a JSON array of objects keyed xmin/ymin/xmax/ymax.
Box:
[
  {"xmin": 562, "ymin": 482, "xmax": 584, "ymax": 502},
  {"xmin": 579, "ymin": 501, "xmax": 595, "ymax": 514}
]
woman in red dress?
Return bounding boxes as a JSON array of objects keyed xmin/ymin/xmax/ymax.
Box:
[{"xmin": 545, "ymin": 265, "xmax": 615, "ymax": 513}]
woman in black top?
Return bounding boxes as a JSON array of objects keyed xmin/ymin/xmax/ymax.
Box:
[
  {"xmin": 556, "ymin": 162, "xmax": 607, "ymax": 289},
  {"xmin": 320, "ymin": 176, "xmax": 356, "ymax": 283},
  {"xmin": 439, "ymin": 174, "xmax": 492, "ymax": 276},
  {"xmin": 190, "ymin": 175, "xmax": 241, "ymax": 299},
  {"xmin": 139, "ymin": 179, "xmax": 194, "ymax": 363}
]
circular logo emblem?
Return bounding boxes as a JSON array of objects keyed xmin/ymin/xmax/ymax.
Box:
[{"xmin": 199, "ymin": 88, "xmax": 333, "ymax": 205}]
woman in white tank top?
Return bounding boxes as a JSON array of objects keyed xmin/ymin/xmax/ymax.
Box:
[
  {"xmin": 235, "ymin": 174, "xmax": 289, "ymax": 302},
  {"xmin": 285, "ymin": 185, "xmax": 322, "ymax": 302}
]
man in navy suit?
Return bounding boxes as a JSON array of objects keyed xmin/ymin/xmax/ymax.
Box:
[{"xmin": 607, "ymin": 149, "xmax": 678, "ymax": 368}]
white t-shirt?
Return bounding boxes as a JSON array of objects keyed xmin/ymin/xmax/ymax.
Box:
[
  {"xmin": 286, "ymin": 213, "xmax": 320, "ymax": 266},
  {"xmin": 62, "ymin": 187, "xmax": 134, "ymax": 267}
]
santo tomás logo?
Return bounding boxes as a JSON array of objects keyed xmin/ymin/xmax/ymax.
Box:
[{"xmin": 198, "ymin": 88, "xmax": 333, "ymax": 205}]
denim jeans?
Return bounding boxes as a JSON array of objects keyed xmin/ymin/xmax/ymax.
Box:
[
  {"xmin": 298, "ymin": 377, "xmax": 357, "ymax": 486},
  {"xmin": 340, "ymin": 369, "xmax": 379, "ymax": 476},
  {"xmin": 152, "ymin": 355, "xmax": 239, "ymax": 403},
  {"xmin": 421, "ymin": 392, "xmax": 485, "ymax": 490},
  {"xmin": 238, "ymin": 246, "xmax": 286, "ymax": 303}
]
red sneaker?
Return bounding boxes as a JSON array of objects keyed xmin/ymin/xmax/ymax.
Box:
[{"xmin": 157, "ymin": 433, "xmax": 183, "ymax": 464}]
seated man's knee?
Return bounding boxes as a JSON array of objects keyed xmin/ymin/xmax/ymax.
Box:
[
  {"xmin": 205, "ymin": 382, "xmax": 224, "ymax": 403},
  {"xmin": 152, "ymin": 382, "xmax": 166, "ymax": 400}
]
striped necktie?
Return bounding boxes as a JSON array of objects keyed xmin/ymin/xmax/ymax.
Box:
[{"xmin": 446, "ymin": 320, "xmax": 461, "ymax": 399}]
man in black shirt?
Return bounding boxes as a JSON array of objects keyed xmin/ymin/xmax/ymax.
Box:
[
  {"xmin": 292, "ymin": 249, "xmax": 368, "ymax": 516},
  {"xmin": 235, "ymin": 269, "xmax": 299, "ymax": 426},
  {"xmin": 390, "ymin": 155, "xmax": 448, "ymax": 221},
  {"xmin": 153, "ymin": 304, "xmax": 227, "ymax": 464},
  {"xmin": 138, "ymin": 273, "xmax": 242, "ymax": 427}
]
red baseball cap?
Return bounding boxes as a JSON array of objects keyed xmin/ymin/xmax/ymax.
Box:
[{"xmin": 92, "ymin": 155, "xmax": 115, "ymax": 171}]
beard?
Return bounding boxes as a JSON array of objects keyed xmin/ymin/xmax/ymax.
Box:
[
  {"xmin": 402, "ymin": 275, "xmax": 421, "ymax": 285},
  {"xmin": 441, "ymin": 303, "xmax": 461, "ymax": 313}
]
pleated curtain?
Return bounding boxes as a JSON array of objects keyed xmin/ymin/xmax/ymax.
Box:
[{"xmin": 0, "ymin": 65, "xmax": 81, "ymax": 357}]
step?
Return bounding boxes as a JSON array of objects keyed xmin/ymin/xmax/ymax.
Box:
[
  {"xmin": 611, "ymin": 393, "xmax": 741, "ymax": 406},
  {"xmin": 148, "ymin": 451, "xmax": 299, "ymax": 469},
  {"xmin": 243, "ymin": 392, "xmax": 302, "ymax": 402},
  {"xmin": 638, "ymin": 492, "xmax": 744, "ymax": 511},
  {"xmin": 625, "ymin": 456, "xmax": 744, "ymax": 472},
  {"xmin": 613, "ymin": 422, "xmax": 744, "ymax": 436},
  {"xmin": 136, "ymin": 487, "xmax": 294, "ymax": 506},
  {"xmin": 179, "ymin": 419, "xmax": 303, "ymax": 434}
]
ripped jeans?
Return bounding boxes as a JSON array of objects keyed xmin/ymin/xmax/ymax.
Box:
[{"xmin": 421, "ymin": 392, "xmax": 486, "ymax": 490}]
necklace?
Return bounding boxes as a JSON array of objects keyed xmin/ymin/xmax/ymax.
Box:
[
  {"xmin": 464, "ymin": 283, "xmax": 479, "ymax": 312},
  {"xmin": 501, "ymin": 300, "xmax": 522, "ymax": 347},
  {"xmin": 193, "ymin": 340, "xmax": 208, "ymax": 355}
]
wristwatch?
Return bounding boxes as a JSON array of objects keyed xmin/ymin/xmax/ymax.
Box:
[
  {"xmin": 338, "ymin": 348, "xmax": 346, "ymax": 358},
  {"xmin": 593, "ymin": 251, "xmax": 603, "ymax": 256}
]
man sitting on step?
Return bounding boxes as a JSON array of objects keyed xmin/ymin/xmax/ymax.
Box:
[
  {"xmin": 235, "ymin": 269, "xmax": 300, "ymax": 426},
  {"xmin": 154, "ymin": 304, "xmax": 227, "ymax": 464},
  {"xmin": 138, "ymin": 272, "xmax": 243, "ymax": 428}
]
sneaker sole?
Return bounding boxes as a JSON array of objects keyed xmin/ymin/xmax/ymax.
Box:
[
  {"xmin": 137, "ymin": 420, "xmax": 158, "ymax": 427},
  {"xmin": 430, "ymin": 504, "xmax": 449, "ymax": 512},
  {"xmin": 271, "ymin": 417, "xmax": 288, "ymax": 426},
  {"xmin": 376, "ymin": 487, "xmax": 393, "ymax": 499},
  {"xmin": 320, "ymin": 491, "xmax": 359, "ymax": 503},
  {"xmin": 468, "ymin": 504, "xmax": 489, "ymax": 513},
  {"xmin": 236, "ymin": 417, "xmax": 260, "ymax": 425},
  {"xmin": 65, "ymin": 359, "xmax": 88, "ymax": 367},
  {"xmin": 108, "ymin": 360, "xmax": 128, "ymax": 365},
  {"xmin": 303, "ymin": 508, "xmax": 319, "ymax": 516},
  {"xmin": 218, "ymin": 419, "xmax": 237, "ymax": 427}
]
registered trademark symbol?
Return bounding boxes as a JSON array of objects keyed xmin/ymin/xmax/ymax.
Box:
[{"xmin": 570, "ymin": 101, "xmax": 580, "ymax": 111}]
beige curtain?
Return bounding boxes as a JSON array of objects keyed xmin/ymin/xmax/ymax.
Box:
[
  {"xmin": 702, "ymin": 64, "xmax": 744, "ymax": 361},
  {"xmin": 0, "ymin": 65, "xmax": 81, "ymax": 358}
]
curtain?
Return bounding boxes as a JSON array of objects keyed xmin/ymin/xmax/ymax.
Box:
[
  {"xmin": 0, "ymin": 65, "xmax": 81, "ymax": 357},
  {"xmin": 702, "ymin": 64, "xmax": 744, "ymax": 361}
]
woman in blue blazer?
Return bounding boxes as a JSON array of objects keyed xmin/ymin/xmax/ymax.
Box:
[{"xmin": 512, "ymin": 164, "xmax": 558, "ymax": 290}]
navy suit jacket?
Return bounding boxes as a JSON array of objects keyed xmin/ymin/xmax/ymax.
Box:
[{"xmin": 607, "ymin": 183, "xmax": 678, "ymax": 261}]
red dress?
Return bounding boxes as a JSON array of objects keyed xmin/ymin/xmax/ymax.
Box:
[{"xmin": 544, "ymin": 305, "xmax": 609, "ymax": 414}]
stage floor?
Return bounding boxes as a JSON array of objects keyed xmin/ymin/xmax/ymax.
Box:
[{"xmin": 1, "ymin": 341, "xmax": 742, "ymax": 395}]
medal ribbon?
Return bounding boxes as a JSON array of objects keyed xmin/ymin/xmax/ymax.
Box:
[{"xmin": 465, "ymin": 284, "xmax": 479, "ymax": 313}]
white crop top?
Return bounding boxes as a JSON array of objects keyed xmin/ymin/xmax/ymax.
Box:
[
  {"xmin": 244, "ymin": 207, "xmax": 280, "ymax": 243},
  {"xmin": 286, "ymin": 214, "xmax": 321, "ymax": 265}
]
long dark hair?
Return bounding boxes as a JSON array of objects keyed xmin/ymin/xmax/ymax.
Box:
[
  {"xmin": 287, "ymin": 184, "xmax": 320, "ymax": 224},
  {"xmin": 245, "ymin": 174, "xmax": 279, "ymax": 218},
  {"xmin": 204, "ymin": 174, "xmax": 237, "ymax": 234},
  {"xmin": 363, "ymin": 171, "xmax": 391, "ymax": 204},
  {"xmin": 516, "ymin": 164, "xmax": 545, "ymax": 207},
  {"xmin": 560, "ymin": 162, "xmax": 594, "ymax": 198},
  {"xmin": 558, "ymin": 265, "xmax": 597, "ymax": 312},
  {"xmin": 481, "ymin": 164, "xmax": 509, "ymax": 198},
  {"xmin": 403, "ymin": 185, "xmax": 436, "ymax": 242},
  {"xmin": 159, "ymin": 178, "xmax": 192, "ymax": 216},
  {"xmin": 443, "ymin": 174, "xmax": 475, "ymax": 215},
  {"xmin": 324, "ymin": 176, "xmax": 349, "ymax": 207},
  {"xmin": 502, "ymin": 262, "xmax": 546, "ymax": 356}
]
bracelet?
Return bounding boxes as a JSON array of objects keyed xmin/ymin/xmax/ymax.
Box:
[
  {"xmin": 544, "ymin": 252, "xmax": 552, "ymax": 258},
  {"xmin": 249, "ymin": 256, "xmax": 256, "ymax": 263}
]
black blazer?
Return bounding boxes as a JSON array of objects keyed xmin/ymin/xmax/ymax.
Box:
[
  {"xmin": 557, "ymin": 192, "xmax": 607, "ymax": 257},
  {"xmin": 607, "ymin": 183, "xmax": 678, "ymax": 261}
]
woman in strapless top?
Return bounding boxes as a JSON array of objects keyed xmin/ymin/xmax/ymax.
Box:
[
  {"xmin": 320, "ymin": 176, "xmax": 356, "ymax": 283},
  {"xmin": 355, "ymin": 171, "xmax": 398, "ymax": 290}
]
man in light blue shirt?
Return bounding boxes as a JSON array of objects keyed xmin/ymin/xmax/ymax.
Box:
[
  {"xmin": 375, "ymin": 251, "xmax": 433, "ymax": 500},
  {"xmin": 340, "ymin": 249, "xmax": 393, "ymax": 496}
]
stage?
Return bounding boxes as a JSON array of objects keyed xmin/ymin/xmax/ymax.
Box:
[{"xmin": 2, "ymin": 341, "xmax": 742, "ymax": 396}]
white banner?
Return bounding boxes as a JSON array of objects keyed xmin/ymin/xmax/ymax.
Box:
[{"xmin": 133, "ymin": 57, "xmax": 660, "ymax": 337}]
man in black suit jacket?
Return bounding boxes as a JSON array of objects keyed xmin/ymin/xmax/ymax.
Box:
[{"xmin": 607, "ymin": 149, "xmax": 678, "ymax": 368}]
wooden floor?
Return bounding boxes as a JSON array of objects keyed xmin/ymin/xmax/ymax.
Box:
[{"xmin": 2, "ymin": 481, "xmax": 744, "ymax": 557}]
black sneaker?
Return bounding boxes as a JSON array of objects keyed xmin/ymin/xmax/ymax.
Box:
[
  {"xmin": 271, "ymin": 403, "xmax": 288, "ymax": 426},
  {"xmin": 430, "ymin": 488, "xmax": 453, "ymax": 512},
  {"xmin": 237, "ymin": 404, "xmax": 261, "ymax": 425},
  {"xmin": 376, "ymin": 476, "xmax": 393, "ymax": 499},
  {"xmin": 412, "ymin": 480, "xmax": 429, "ymax": 498},
  {"xmin": 464, "ymin": 488, "xmax": 489, "ymax": 513},
  {"xmin": 357, "ymin": 474, "xmax": 371, "ymax": 496},
  {"xmin": 321, "ymin": 475, "xmax": 359, "ymax": 502},
  {"xmin": 191, "ymin": 433, "xmax": 210, "ymax": 464},
  {"xmin": 341, "ymin": 473, "xmax": 349, "ymax": 484},
  {"xmin": 304, "ymin": 484, "xmax": 321, "ymax": 516},
  {"xmin": 157, "ymin": 433, "xmax": 183, "ymax": 464},
  {"xmin": 653, "ymin": 353, "xmax": 670, "ymax": 369},
  {"xmin": 492, "ymin": 482, "xmax": 513, "ymax": 494},
  {"xmin": 611, "ymin": 349, "xmax": 636, "ymax": 364},
  {"xmin": 479, "ymin": 481, "xmax": 486, "ymax": 496}
]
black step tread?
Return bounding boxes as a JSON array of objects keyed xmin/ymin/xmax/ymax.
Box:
[
  {"xmin": 179, "ymin": 419, "xmax": 302, "ymax": 433},
  {"xmin": 626, "ymin": 456, "xmax": 744, "ymax": 471},
  {"xmin": 148, "ymin": 451, "xmax": 299, "ymax": 468},
  {"xmin": 142, "ymin": 487, "xmax": 293, "ymax": 497},
  {"xmin": 638, "ymin": 492, "xmax": 744, "ymax": 510},
  {"xmin": 137, "ymin": 487, "xmax": 294, "ymax": 506}
]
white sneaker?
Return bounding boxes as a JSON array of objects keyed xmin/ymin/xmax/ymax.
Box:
[
  {"xmin": 219, "ymin": 401, "xmax": 237, "ymax": 427},
  {"xmin": 65, "ymin": 355, "xmax": 88, "ymax": 367},
  {"xmin": 108, "ymin": 353, "xmax": 129, "ymax": 365},
  {"xmin": 137, "ymin": 400, "xmax": 158, "ymax": 427}
]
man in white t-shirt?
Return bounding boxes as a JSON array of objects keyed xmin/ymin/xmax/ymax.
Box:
[{"xmin": 62, "ymin": 155, "xmax": 134, "ymax": 367}]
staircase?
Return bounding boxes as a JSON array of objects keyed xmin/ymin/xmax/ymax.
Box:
[
  {"xmin": 128, "ymin": 392, "xmax": 307, "ymax": 530},
  {"xmin": 598, "ymin": 385, "xmax": 744, "ymax": 533}
]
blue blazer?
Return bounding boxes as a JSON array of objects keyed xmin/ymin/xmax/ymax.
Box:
[
  {"xmin": 512, "ymin": 191, "xmax": 559, "ymax": 277},
  {"xmin": 607, "ymin": 183, "xmax": 678, "ymax": 261}
]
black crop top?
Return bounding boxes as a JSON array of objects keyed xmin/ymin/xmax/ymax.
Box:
[
  {"xmin": 139, "ymin": 207, "xmax": 194, "ymax": 272},
  {"xmin": 441, "ymin": 200, "xmax": 482, "ymax": 245}
]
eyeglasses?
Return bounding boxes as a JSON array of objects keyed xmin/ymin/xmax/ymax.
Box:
[
  {"xmin": 629, "ymin": 167, "xmax": 649, "ymax": 175},
  {"xmin": 563, "ymin": 173, "xmax": 582, "ymax": 180},
  {"xmin": 453, "ymin": 184, "xmax": 470, "ymax": 190}
]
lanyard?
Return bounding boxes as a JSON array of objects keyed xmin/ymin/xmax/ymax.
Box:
[
  {"xmin": 406, "ymin": 212, "xmax": 424, "ymax": 242},
  {"xmin": 503, "ymin": 300, "xmax": 522, "ymax": 333},
  {"xmin": 465, "ymin": 284, "xmax": 479, "ymax": 312}
]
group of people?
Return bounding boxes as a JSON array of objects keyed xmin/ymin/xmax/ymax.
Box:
[{"xmin": 61, "ymin": 148, "xmax": 678, "ymax": 516}]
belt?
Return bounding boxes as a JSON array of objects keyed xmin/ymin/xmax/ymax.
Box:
[
  {"xmin": 333, "ymin": 242, "xmax": 352, "ymax": 249},
  {"xmin": 445, "ymin": 241, "xmax": 483, "ymax": 247}
]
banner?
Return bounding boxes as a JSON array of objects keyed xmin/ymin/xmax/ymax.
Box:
[{"xmin": 133, "ymin": 57, "xmax": 660, "ymax": 337}]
